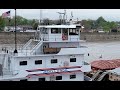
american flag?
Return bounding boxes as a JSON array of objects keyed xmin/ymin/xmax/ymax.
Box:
[{"xmin": 2, "ymin": 11, "xmax": 10, "ymax": 18}]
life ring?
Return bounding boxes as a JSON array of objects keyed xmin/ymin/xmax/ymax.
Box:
[{"xmin": 62, "ymin": 34, "xmax": 67, "ymax": 40}]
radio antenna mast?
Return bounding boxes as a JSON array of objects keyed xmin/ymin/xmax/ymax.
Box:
[{"xmin": 57, "ymin": 10, "xmax": 66, "ymax": 24}]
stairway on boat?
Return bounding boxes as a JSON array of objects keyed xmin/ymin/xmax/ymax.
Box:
[
  {"xmin": 23, "ymin": 39, "xmax": 39, "ymax": 50},
  {"xmin": 20, "ymin": 39, "xmax": 43, "ymax": 56},
  {"xmin": 91, "ymin": 70, "xmax": 109, "ymax": 81},
  {"xmin": 91, "ymin": 70, "xmax": 103, "ymax": 81},
  {"xmin": 97, "ymin": 72, "xmax": 108, "ymax": 81}
]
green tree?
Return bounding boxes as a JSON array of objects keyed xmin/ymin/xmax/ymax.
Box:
[
  {"xmin": 43, "ymin": 18, "xmax": 50, "ymax": 25},
  {"xmin": 81, "ymin": 20, "xmax": 92, "ymax": 31},
  {"xmin": 103, "ymin": 25, "xmax": 110, "ymax": 32},
  {"xmin": 33, "ymin": 22, "xmax": 38, "ymax": 30},
  {"xmin": 96, "ymin": 16, "xmax": 106, "ymax": 26},
  {"xmin": 109, "ymin": 21, "xmax": 117, "ymax": 29},
  {"xmin": 0, "ymin": 16, "xmax": 5, "ymax": 31}
]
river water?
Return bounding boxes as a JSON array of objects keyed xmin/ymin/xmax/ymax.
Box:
[{"xmin": 81, "ymin": 41, "xmax": 120, "ymax": 63}]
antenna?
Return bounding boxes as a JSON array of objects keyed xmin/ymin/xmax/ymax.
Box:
[
  {"xmin": 14, "ymin": 9, "xmax": 18, "ymax": 54},
  {"xmin": 57, "ymin": 12, "xmax": 62, "ymax": 24},
  {"xmin": 63, "ymin": 9, "xmax": 66, "ymax": 24},
  {"xmin": 57, "ymin": 10, "xmax": 66, "ymax": 24},
  {"xmin": 70, "ymin": 11, "xmax": 73, "ymax": 20}
]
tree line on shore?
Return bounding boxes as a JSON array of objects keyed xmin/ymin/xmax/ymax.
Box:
[{"xmin": 0, "ymin": 15, "xmax": 119, "ymax": 32}]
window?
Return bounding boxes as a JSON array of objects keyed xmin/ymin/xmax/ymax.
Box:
[
  {"xmin": 20, "ymin": 79, "xmax": 27, "ymax": 81},
  {"xmin": 51, "ymin": 28, "xmax": 61, "ymax": 34},
  {"xmin": 70, "ymin": 58, "xmax": 76, "ymax": 62},
  {"xmin": 56, "ymin": 76, "xmax": 62, "ymax": 80},
  {"xmin": 38, "ymin": 78, "xmax": 45, "ymax": 81},
  {"xmin": 70, "ymin": 74, "xmax": 76, "ymax": 79},
  {"xmin": 51, "ymin": 59, "xmax": 57, "ymax": 64},
  {"xmin": 42, "ymin": 28, "xmax": 48, "ymax": 34},
  {"xmin": 20, "ymin": 61, "xmax": 27, "ymax": 65},
  {"xmin": 69, "ymin": 29, "xmax": 79, "ymax": 35},
  {"xmin": 35, "ymin": 60, "xmax": 42, "ymax": 64}
]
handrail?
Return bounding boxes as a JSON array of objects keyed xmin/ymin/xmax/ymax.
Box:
[
  {"xmin": 22, "ymin": 39, "xmax": 33, "ymax": 49},
  {"xmin": 97, "ymin": 72, "xmax": 108, "ymax": 81},
  {"xmin": 84, "ymin": 75, "xmax": 92, "ymax": 81},
  {"xmin": 30, "ymin": 41, "xmax": 43, "ymax": 54},
  {"xmin": 91, "ymin": 70, "xmax": 102, "ymax": 80},
  {"xmin": 43, "ymin": 37, "xmax": 80, "ymax": 41}
]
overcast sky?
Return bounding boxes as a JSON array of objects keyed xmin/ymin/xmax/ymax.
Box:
[{"xmin": 1, "ymin": 9, "xmax": 120, "ymax": 21}]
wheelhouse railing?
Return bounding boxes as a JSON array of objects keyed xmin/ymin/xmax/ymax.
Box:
[{"xmin": 43, "ymin": 37, "xmax": 80, "ymax": 41}]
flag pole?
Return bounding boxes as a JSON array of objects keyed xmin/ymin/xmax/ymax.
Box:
[
  {"xmin": 14, "ymin": 9, "xmax": 18, "ymax": 54},
  {"xmin": 8, "ymin": 10, "xmax": 11, "ymax": 26}
]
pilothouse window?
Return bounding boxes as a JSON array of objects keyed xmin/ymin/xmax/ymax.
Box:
[
  {"xmin": 69, "ymin": 29, "xmax": 79, "ymax": 35},
  {"xmin": 51, "ymin": 28, "xmax": 61, "ymax": 34}
]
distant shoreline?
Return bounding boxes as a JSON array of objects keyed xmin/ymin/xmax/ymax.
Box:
[{"xmin": 0, "ymin": 32, "xmax": 120, "ymax": 44}]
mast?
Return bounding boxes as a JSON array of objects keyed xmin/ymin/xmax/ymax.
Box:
[
  {"xmin": 63, "ymin": 9, "xmax": 66, "ymax": 24},
  {"xmin": 57, "ymin": 10, "xmax": 66, "ymax": 24},
  {"xmin": 14, "ymin": 9, "xmax": 18, "ymax": 53}
]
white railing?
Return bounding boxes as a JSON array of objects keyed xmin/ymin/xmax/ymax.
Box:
[
  {"xmin": 30, "ymin": 41, "xmax": 43, "ymax": 54},
  {"xmin": 22, "ymin": 39, "xmax": 33, "ymax": 49},
  {"xmin": 97, "ymin": 72, "xmax": 108, "ymax": 81},
  {"xmin": 43, "ymin": 38, "xmax": 80, "ymax": 41},
  {"xmin": 91, "ymin": 70, "xmax": 103, "ymax": 80},
  {"xmin": 84, "ymin": 75, "xmax": 92, "ymax": 81}
]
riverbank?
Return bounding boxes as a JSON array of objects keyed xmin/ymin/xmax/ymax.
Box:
[
  {"xmin": 0, "ymin": 32, "xmax": 120, "ymax": 44},
  {"xmin": 81, "ymin": 32, "xmax": 120, "ymax": 42}
]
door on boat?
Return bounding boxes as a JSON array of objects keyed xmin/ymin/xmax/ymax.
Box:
[{"xmin": 62, "ymin": 28, "xmax": 68, "ymax": 40}]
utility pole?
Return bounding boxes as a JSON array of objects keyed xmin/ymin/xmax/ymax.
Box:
[{"xmin": 14, "ymin": 9, "xmax": 18, "ymax": 54}]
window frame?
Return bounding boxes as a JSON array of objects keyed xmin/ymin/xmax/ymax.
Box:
[
  {"xmin": 70, "ymin": 58, "xmax": 76, "ymax": 62},
  {"xmin": 51, "ymin": 59, "xmax": 58, "ymax": 64},
  {"xmin": 19, "ymin": 61, "xmax": 27, "ymax": 66},
  {"xmin": 70, "ymin": 74, "xmax": 76, "ymax": 79},
  {"xmin": 56, "ymin": 76, "xmax": 62, "ymax": 80},
  {"xmin": 51, "ymin": 28, "xmax": 61, "ymax": 34},
  {"xmin": 20, "ymin": 79, "xmax": 28, "ymax": 81},
  {"xmin": 35, "ymin": 60, "xmax": 42, "ymax": 65}
]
